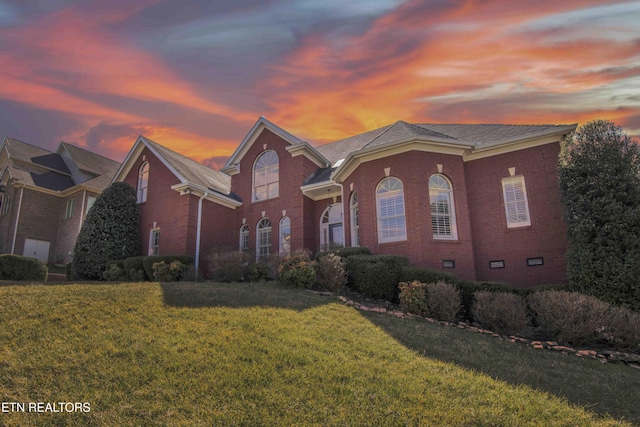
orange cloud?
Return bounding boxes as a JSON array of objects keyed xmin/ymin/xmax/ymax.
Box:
[{"xmin": 262, "ymin": 0, "xmax": 640, "ymax": 143}]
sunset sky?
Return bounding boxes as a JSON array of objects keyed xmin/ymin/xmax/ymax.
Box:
[{"xmin": 1, "ymin": 0, "xmax": 639, "ymax": 168}]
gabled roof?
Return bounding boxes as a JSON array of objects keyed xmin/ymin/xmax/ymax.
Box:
[
  {"xmin": 0, "ymin": 137, "xmax": 120, "ymax": 194},
  {"xmin": 307, "ymin": 120, "xmax": 577, "ymax": 186},
  {"xmin": 58, "ymin": 142, "xmax": 120, "ymax": 176},
  {"xmin": 221, "ymin": 116, "xmax": 329, "ymax": 174},
  {"xmin": 2, "ymin": 137, "xmax": 51, "ymax": 163},
  {"xmin": 114, "ymin": 135, "xmax": 241, "ymax": 208},
  {"xmin": 313, "ymin": 121, "xmax": 576, "ymax": 168}
]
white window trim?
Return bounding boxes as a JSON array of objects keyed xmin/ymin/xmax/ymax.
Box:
[
  {"xmin": 279, "ymin": 216, "xmax": 291, "ymax": 255},
  {"xmin": 239, "ymin": 224, "xmax": 249, "ymax": 251},
  {"xmin": 502, "ymin": 175, "xmax": 531, "ymax": 228},
  {"xmin": 137, "ymin": 161, "xmax": 149, "ymax": 204},
  {"xmin": 376, "ymin": 177, "xmax": 407, "ymax": 243},
  {"xmin": 148, "ymin": 227, "xmax": 160, "ymax": 256},
  {"xmin": 65, "ymin": 199, "xmax": 75, "ymax": 219},
  {"xmin": 350, "ymin": 192, "xmax": 359, "ymax": 247},
  {"xmin": 429, "ymin": 174, "xmax": 458, "ymax": 240},
  {"xmin": 256, "ymin": 218, "xmax": 272, "ymax": 260},
  {"xmin": 252, "ymin": 150, "xmax": 279, "ymax": 202}
]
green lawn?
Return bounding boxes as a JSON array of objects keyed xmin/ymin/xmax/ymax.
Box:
[{"xmin": 0, "ymin": 281, "xmax": 635, "ymax": 426}]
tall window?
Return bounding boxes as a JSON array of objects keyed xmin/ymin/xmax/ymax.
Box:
[
  {"xmin": 502, "ymin": 176, "xmax": 531, "ymax": 228},
  {"xmin": 137, "ymin": 161, "xmax": 149, "ymax": 203},
  {"xmin": 257, "ymin": 218, "xmax": 272, "ymax": 259},
  {"xmin": 1, "ymin": 194, "xmax": 11, "ymax": 216},
  {"xmin": 350, "ymin": 192, "xmax": 359, "ymax": 247},
  {"xmin": 253, "ymin": 150, "xmax": 279, "ymax": 201},
  {"xmin": 320, "ymin": 203, "xmax": 343, "ymax": 249},
  {"xmin": 65, "ymin": 199, "xmax": 75, "ymax": 219},
  {"xmin": 279, "ymin": 217, "xmax": 291, "ymax": 255},
  {"xmin": 86, "ymin": 196, "xmax": 96, "ymax": 215},
  {"xmin": 429, "ymin": 174, "xmax": 457, "ymax": 240},
  {"xmin": 376, "ymin": 177, "xmax": 406, "ymax": 243},
  {"xmin": 239, "ymin": 224, "xmax": 249, "ymax": 251},
  {"xmin": 149, "ymin": 228, "xmax": 160, "ymax": 255}
]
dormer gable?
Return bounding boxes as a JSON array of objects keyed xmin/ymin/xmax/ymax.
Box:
[{"xmin": 221, "ymin": 116, "xmax": 329, "ymax": 176}]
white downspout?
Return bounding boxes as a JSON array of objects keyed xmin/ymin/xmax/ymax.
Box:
[
  {"xmin": 78, "ymin": 189, "xmax": 87, "ymax": 234},
  {"xmin": 336, "ymin": 182, "xmax": 346, "ymax": 246},
  {"xmin": 11, "ymin": 187, "xmax": 24, "ymax": 254},
  {"xmin": 195, "ymin": 190, "xmax": 209, "ymax": 280}
]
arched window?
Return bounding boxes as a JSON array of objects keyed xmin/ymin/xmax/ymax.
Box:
[
  {"xmin": 279, "ymin": 217, "xmax": 291, "ymax": 255},
  {"xmin": 320, "ymin": 203, "xmax": 344, "ymax": 249},
  {"xmin": 429, "ymin": 174, "xmax": 457, "ymax": 240},
  {"xmin": 256, "ymin": 218, "xmax": 272, "ymax": 259},
  {"xmin": 350, "ymin": 192, "xmax": 359, "ymax": 247},
  {"xmin": 239, "ymin": 224, "xmax": 249, "ymax": 251},
  {"xmin": 137, "ymin": 161, "xmax": 149, "ymax": 203},
  {"xmin": 376, "ymin": 177, "xmax": 406, "ymax": 243},
  {"xmin": 253, "ymin": 150, "xmax": 279, "ymax": 201}
]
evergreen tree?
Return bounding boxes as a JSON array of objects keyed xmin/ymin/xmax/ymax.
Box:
[
  {"xmin": 559, "ymin": 119, "xmax": 640, "ymax": 310},
  {"xmin": 72, "ymin": 182, "xmax": 140, "ymax": 280}
]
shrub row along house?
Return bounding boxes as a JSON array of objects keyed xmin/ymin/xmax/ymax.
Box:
[
  {"xmin": 113, "ymin": 117, "xmax": 576, "ymax": 286},
  {"xmin": 0, "ymin": 137, "xmax": 120, "ymax": 265}
]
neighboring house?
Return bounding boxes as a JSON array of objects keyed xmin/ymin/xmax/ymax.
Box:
[
  {"xmin": 0, "ymin": 138, "xmax": 120, "ymax": 264},
  {"xmin": 116, "ymin": 117, "xmax": 575, "ymax": 287}
]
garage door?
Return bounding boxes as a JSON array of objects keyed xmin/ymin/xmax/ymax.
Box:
[{"xmin": 23, "ymin": 239, "xmax": 50, "ymax": 264}]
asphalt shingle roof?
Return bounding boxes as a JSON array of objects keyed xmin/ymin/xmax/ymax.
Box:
[
  {"xmin": 313, "ymin": 121, "xmax": 574, "ymax": 166},
  {"xmin": 140, "ymin": 137, "xmax": 233, "ymax": 196},
  {"xmin": 59, "ymin": 142, "xmax": 120, "ymax": 176}
]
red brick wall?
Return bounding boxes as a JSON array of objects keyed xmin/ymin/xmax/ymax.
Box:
[
  {"xmin": 123, "ymin": 147, "xmax": 191, "ymax": 256},
  {"xmin": 341, "ymin": 151, "xmax": 477, "ymax": 280},
  {"xmin": 231, "ymin": 129, "xmax": 318, "ymax": 257},
  {"xmin": 465, "ymin": 143, "xmax": 568, "ymax": 286},
  {"xmin": 55, "ymin": 191, "xmax": 85, "ymax": 264},
  {"xmin": 12, "ymin": 187, "xmax": 62, "ymax": 263}
]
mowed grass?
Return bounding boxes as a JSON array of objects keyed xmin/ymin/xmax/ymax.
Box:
[{"xmin": 0, "ymin": 282, "xmax": 633, "ymax": 426}]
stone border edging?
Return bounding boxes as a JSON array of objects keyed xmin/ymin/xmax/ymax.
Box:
[{"xmin": 308, "ymin": 290, "xmax": 640, "ymax": 369}]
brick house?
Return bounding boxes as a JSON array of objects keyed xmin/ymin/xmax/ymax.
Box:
[
  {"xmin": 0, "ymin": 138, "xmax": 120, "ymax": 264},
  {"xmin": 116, "ymin": 117, "xmax": 575, "ymax": 286}
]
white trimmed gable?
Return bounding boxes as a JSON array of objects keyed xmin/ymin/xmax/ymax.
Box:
[{"xmin": 221, "ymin": 116, "xmax": 329, "ymax": 175}]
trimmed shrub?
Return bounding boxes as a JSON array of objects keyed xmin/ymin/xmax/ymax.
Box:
[
  {"xmin": 247, "ymin": 262, "xmax": 272, "ymax": 282},
  {"xmin": 316, "ymin": 253, "xmax": 347, "ymax": 292},
  {"xmin": 398, "ymin": 281, "xmax": 428, "ymax": 316},
  {"xmin": 0, "ymin": 254, "xmax": 47, "ymax": 281},
  {"xmin": 456, "ymin": 280, "xmax": 513, "ymax": 321},
  {"xmin": 124, "ymin": 256, "xmax": 148, "ymax": 281},
  {"xmin": 527, "ymin": 290, "xmax": 610, "ymax": 344},
  {"xmin": 65, "ymin": 262, "xmax": 74, "ymax": 281},
  {"xmin": 279, "ymin": 250, "xmax": 316, "ymax": 289},
  {"xmin": 73, "ymin": 182, "xmax": 140, "ymax": 280},
  {"xmin": 347, "ymin": 255, "xmax": 409, "ymax": 301},
  {"xmin": 152, "ymin": 260, "xmax": 186, "ymax": 282},
  {"xmin": 142, "ymin": 256, "xmax": 193, "ymax": 281},
  {"xmin": 603, "ymin": 306, "xmax": 640, "ymax": 351},
  {"xmin": 472, "ymin": 292, "xmax": 530, "ymax": 335},
  {"xmin": 102, "ymin": 260, "xmax": 128, "ymax": 281},
  {"xmin": 399, "ymin": 266, "xmax": 457, "ymax": 285},
  {"xmin": 315, "ymin": 247, "xmax": 372, "ymax": 261},
  {"xmin": 426, "ymin": 281, "xmax": 461, "ymax": 322},
  {"xmin": 207, "ymin": 249, "xmax": 250, "ymax": 282}
]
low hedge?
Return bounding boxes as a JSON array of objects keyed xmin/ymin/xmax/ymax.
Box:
[
  {"xmin": 143, "ymin": 256, "xmax": 193, "ymax": 281},
  {"xmin": 103, "ymin": 260, "xmax": 128, "ymax": 281},
  {"xmin": 399, "ymin": 266, "xmax": 457, "ymax": 285},
  {"xmin": 123, "ymin": 256, "xmax": 148, "ymax": 281},
  {"xmin": 0, "ymin": 254, "xmax": 47, "ymax": 281},
  {"xmin": 347, "ymin": 255, "xmax": 409, "ymax": 301},
  {"xmin": 456, "ymin": 280, "xmax": 513, "ymax": 321},
  {"xmin": 315, "ymin": 247, "xmax": 372, "ymax": 261}
]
